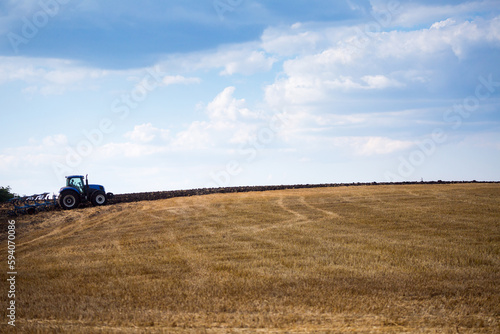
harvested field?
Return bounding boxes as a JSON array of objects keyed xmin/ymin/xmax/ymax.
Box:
[{"xmin": 1, "ymin": 183, "xmax": 500, "ymax": 333}]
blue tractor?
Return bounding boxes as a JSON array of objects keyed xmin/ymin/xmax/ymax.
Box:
[{"xmin": 58, "ymin": 175, "xmax": 113, "ymax": 210}]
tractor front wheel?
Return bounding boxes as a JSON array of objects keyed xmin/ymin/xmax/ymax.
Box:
[
  {"xmin": 91, "ymin": 191, "xmax": 107, "ymax": 206},
  {"xmin": 59, "ymin": 191, "xmax": 80, "ymax": 210}
]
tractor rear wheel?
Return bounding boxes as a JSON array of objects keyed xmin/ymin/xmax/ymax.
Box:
[
  {"xmin": 91, "ymin": 191, "xmax": 107, "ymax": 206},
  {"xmin": 59, "ymin": 191, "xmax": 80, "ymax": 210}
]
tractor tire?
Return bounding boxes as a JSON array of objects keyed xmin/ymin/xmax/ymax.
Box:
[
  {"xmin": 91, "ymin": 191, "xmax": 107, "ymax": 206},
  {"xmin": 59, "ymin": 191, "xmax": 80, "ymax": 210}
]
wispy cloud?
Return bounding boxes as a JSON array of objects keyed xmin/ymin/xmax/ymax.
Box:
[
  {"xmin": 124, "ymin": 123, "xmax": 170, "ymax": 143},
  {"xmin": 387, "ymin": 0, "xmax": 500, "ymax": 28},
  {"xmin": 162, "ymin": 75, "xmax": 201, "ymax": 86}
]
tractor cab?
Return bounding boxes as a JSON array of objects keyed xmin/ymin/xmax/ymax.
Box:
[{"xmin": 66, "ymin": 175, "xmax": 85, "ymax": 194}]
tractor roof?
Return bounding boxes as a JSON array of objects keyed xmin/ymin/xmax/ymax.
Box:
[{"xmin": 65, "ymin": 175, "xmax": 84, "ymax": 179}]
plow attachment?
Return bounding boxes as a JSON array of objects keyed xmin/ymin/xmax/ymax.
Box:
[{"xmin": 7, "ymin": 193, "xmax": 58, "ymax": 217}]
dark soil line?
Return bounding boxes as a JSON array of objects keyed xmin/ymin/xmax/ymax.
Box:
[{"xmin": 110, "ymin": 180, "xmax": 498, "ymax": 205}]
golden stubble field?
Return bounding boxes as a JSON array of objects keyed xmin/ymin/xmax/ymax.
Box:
[{"xmin": 1, "ymin": 183, "xmax": 499, "ymax": 333}]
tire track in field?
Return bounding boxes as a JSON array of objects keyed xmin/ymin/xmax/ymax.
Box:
[
  {"xmin": 258, "ymin": 195, "xmax": 337, "ymax": 232},
  {"xmin": 17, "ymin": 211, "xmax": 89, "ymax": 248},
  {"xmin": 18, "ymin": 208, "xmax": 125, "ymax": 250},
  {"xmin": 299, "ymin": 196, "xmax": 342, "ymax": 219},
  {"xmin": 276, "ymin": 195, "xmax": 307, "ymax": 223}
]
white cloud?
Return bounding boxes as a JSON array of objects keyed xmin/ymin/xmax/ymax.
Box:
[
  {"xmin": 96, "ymin": 142, "xmax": 166, "ymax": 158},
  {"xmin": 124, "ymin": 123, "xmax": 169, "ymax": 143},
  {"xmin": 261, "ymin": 105, "xmax": 415, "ymax": 156},
  {"xmin": 45, "ymin": 68, "xmax": 108, "ymax": 85},
  {"xmin": 171, "ymin": 87, "xmax": 265, "ymax": 149},
  {"xmin": 42, "ymin": 134, "xmax": 68, "ymax": 147},
  {"xmin": 263, "ymin": 14, "xmax": 500, "ymax": 113},
  {"xmin": 381, "ymin": 18, "xmax": 499, "ymax": 59},
  {"xmin": 0, "ymin": 57, "xmax": 109, "ymax": 94},
  {"xmin": 159, "ymin": 43, "xmax": 276, "ymax": 76},
  {"xmin": 162, "ymin": 75, "xmax": 201, "ymax": 86},
  {"xmin": 0, "ymin": 134, "xmax": 68, "ymax": 172},
  {"xmin": 430, "ymin": 18, "xmax": 456, "ymax": 30},
  {"xmin": 171, "ymin": 121, "xmax": 214, "ymax": 150},
  {"xmin": 344, "ymin": 136, "xmax": 415, "ymax": 156},
  {"xmin": 287, "ymin": 135, "xmax": 414, "ymax": 156},
  {"xmin": 361, "ymin": 75, "xmax": 404, "ymax": 89},
  {"xmin": 388, "ymin": 0, "xmax": 499, "ymax": 28},
  {"xmin": 206, "ymin": 86, "xmax": 256, "ymax": 121},
  {"xmin": 261, "ymin": 26, "xmax": 324, "ymax": 56},
  {"xmin": 220, "ymin": 50, "xmax": 276, "ymax": 76}
]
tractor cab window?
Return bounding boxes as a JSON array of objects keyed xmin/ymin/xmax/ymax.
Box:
[{"xmin": 67, "ymin": 177, "xmax": 84, "ymax": 193}]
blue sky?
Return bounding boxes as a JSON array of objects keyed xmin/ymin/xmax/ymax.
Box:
[{"xmin": 1, "ymin": 0, "xmax": 499, "ymax": 195}]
